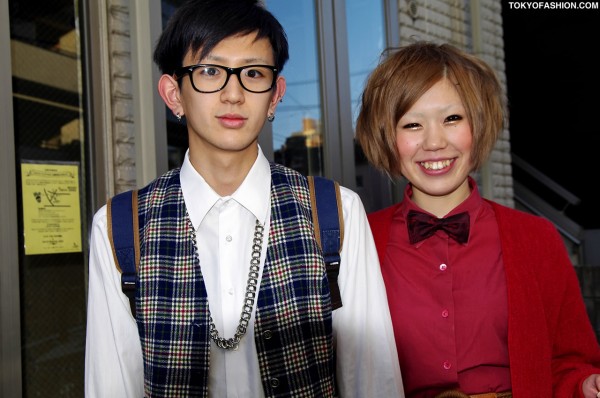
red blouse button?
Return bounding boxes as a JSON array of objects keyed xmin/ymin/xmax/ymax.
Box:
[
  {"xmin": 441, "ymin": 309, "xmax": 449, "ymax": 318},
  {"xmin": 443, "ymin": 361, "xmax": 452, "ymax": 370},
  {"xmin": 439, "ymin": 263, "xmax": 447, "ymax": 271}
]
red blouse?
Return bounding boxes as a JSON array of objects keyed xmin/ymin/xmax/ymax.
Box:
[{"xmin": 381, "ymin": 178, "xmax": 510, "ymax": 397}]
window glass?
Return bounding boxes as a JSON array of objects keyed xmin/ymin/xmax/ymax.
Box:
[
  {"xmin": 266, "ymin": 1, "xmax": 323, "ymax": 176},
  {"xmin": 9, "ymin": 0, "xmax": 87, "ymax": 396},
  {"xmin": 346, "ymin": 0, "xmax": 385, "ymax": 126},
  {"xmin": 346, "ymin": 0, "xmax": 394, "ymax": 211}
]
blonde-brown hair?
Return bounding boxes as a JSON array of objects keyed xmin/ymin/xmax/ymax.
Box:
[{"xmin": 356, "ymin": 41, "xmax": 505, "ymax": 178}]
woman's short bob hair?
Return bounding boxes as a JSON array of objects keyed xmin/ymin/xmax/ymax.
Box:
[{"xmin": 356, "ymin": 41, "xmax": 506, "ymax": 178}]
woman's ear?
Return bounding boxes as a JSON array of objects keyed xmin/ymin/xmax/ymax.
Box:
[{"xmin": 158, "ymin": 74, "xmax": 183, "ymax": 117}]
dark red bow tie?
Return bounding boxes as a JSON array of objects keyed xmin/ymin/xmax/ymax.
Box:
[{"xmin": 407, "ymin": 210, "xmax": 470, "ymax": 244}]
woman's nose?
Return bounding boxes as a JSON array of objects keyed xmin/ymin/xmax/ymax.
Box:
[{"xmin": 422, "ymin": 124, "xmax": 447, "ymax": 150}]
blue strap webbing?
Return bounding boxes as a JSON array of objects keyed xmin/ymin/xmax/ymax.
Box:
[
  {"xmin": 309, "ymin": 176, "xmax": 343, "ymax": 309},
  {"xmin": 108, "ymin": 190, "xmax": 137, "ymax": 316}
]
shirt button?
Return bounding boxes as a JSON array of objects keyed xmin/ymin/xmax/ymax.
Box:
[
  {"xmin": 443, "ymin": 361, "xmax": 452, "ymax": 370},
  {"xmin": 441, "ymin": 309, "xmax": 449, "ymax": 318},
  {"xmin": 226, "ymin": 235, "xmax": 232, "ymax": 242},
  {"xmin": 228, "ymin": 288, "xmax": 234, "ymax": 295},
  {"xmin": 263, "ymin": 330, "xmax": 273, "ymax": 339},
  {"xmin": 439, "ymin": 263, "xmax": 447, "ymax": 271},
  {"xmin": 270, "ymin": 377, "xmax": 280, "ymax": 388}
]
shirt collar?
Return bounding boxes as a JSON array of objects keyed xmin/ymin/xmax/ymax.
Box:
[{"xmin": 181, "ymin": 146, "xmax": 271, "ymax": 229}]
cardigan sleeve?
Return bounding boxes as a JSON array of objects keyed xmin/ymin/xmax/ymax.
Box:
[
  {"xmin": 493, "ymin": 202, "xmax": 600, "ymax": 397},
  {"xmin": 542, "ymin": 222, "xmax": 600, "ymax": 396}
]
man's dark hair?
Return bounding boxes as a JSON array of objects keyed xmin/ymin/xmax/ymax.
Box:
[{"xmin": 153, "ymin": 0, "xmax": 289, "ymax": 75}]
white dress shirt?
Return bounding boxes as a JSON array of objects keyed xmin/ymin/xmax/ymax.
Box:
[{"xmin": 85, "ymin": 147, "xmax": 404, "ymax": 397}]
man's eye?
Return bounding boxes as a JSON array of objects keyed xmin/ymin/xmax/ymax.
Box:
[
  {"xmin": 199, "ymin": 67, "xmax": 219, "ymax": 77},
  {"xmin": 245, "ymin": 69, "xmax": 265, "ymax": 79}
]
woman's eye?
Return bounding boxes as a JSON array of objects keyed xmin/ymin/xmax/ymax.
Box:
[
  {"xmin": 445, "ymin": 114, "xmax": 463, "ymax": 123},
  {"xmin": 402, "ymin": 123, "xmax": 421, "ymax": 129}
]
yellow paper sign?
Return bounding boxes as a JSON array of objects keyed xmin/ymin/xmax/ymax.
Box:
[{"xmin": 21, "ymin": 162, "xmax": 82, "ymax": 255}]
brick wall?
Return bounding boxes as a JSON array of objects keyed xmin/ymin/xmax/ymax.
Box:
[{"xmin": 107, "ymin": 0, "xmax": 137, "ymax": 193}]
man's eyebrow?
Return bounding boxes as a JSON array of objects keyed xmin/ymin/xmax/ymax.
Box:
[{"xmin": 203, "ymin": 55, "xmax": 268, "ymax": 65}]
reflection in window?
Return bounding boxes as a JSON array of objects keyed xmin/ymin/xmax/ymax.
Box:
[
  {"xmin": 267, "ymin": 1, "xmax": 324, "ymax": 176},
  {"xmin": 346, "ymin": 0, "xmax": 385, "ymax": 127},
  {"xmin": 346, "ymin": 0, "xmax": 393, "ymax": 212}
]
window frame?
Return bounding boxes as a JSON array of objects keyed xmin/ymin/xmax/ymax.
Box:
[{"xmin": 0, "ymin": 0, "xmax": 23, "ymax": 396}]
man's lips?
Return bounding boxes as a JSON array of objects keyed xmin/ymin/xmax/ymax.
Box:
[{"xmin": 217, "ymin": 114, "xmax": 246, "ymax": 128}]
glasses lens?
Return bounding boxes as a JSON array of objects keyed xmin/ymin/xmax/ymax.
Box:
[
  {"xmin": 191, "ymin": 65, "xmax": 227, "ymax": 93},
  {"xmin": 239, "ymin": 66, "xmax": 275, "ymax": 93}
]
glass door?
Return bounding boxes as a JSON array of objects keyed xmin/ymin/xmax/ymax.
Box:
[{"xmin": 6, "ymin": 0, "xmax": 88, "ymax": 396}]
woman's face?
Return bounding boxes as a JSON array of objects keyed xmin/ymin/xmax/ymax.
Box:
[{"xmin": 395, "ymin": 78, "xmax": 473, "ymax": 212}]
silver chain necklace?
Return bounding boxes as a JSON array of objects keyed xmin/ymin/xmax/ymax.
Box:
[{"xmin": 188, "ymin": 215, "xmax": 264, "ymax": 350}]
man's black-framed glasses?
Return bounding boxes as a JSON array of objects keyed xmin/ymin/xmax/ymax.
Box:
[{"xmin": 173, "ymin": 64, "xmax": 278, "ymax": 94}]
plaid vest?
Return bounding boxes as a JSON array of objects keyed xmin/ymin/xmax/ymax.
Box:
[{"xmin": 135, "ymin": 163, "xmax": 336, "ymax": 397}]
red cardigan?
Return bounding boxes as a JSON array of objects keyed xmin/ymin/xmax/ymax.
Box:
[{"xmin": 369, "ymin": 200, "xmax": 600, "ymax": 397}]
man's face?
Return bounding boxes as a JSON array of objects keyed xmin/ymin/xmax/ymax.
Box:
[{"xmin": 177, "ymin": 32, "xmax": 285, "ymax": 159}]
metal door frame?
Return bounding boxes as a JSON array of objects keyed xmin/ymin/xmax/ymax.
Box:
[{"xmin": 0, "ymin": 0, "xmax": 24, "ymax": 395}]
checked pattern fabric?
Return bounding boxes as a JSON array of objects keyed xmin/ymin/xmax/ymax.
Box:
[{"xmin": 134, "ymin": 164, "xmax": 336, "ymax": 397}]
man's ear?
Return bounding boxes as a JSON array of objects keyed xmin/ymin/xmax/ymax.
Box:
[
  {"xmin": 268, "ymin": 75, "xmax": 287, "ymax": 114},
  {"xmin": 158, "ymin": 74, "xmax": 183, "ymax": 117}
]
